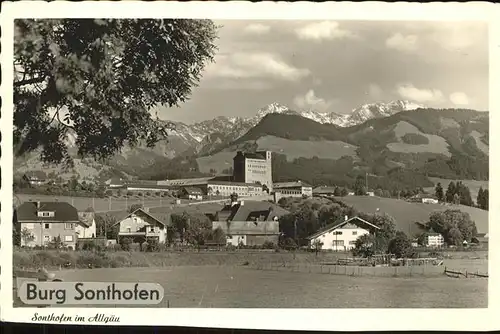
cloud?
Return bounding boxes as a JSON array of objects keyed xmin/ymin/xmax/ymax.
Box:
[
  {"xmin": 243, "ymin": 23, "xmax": 271, "ymax": 35},
  {"xmin": 396, "ymin": 84, "xmax": 444, "ymax": 103},
  {"xmin": 295, "ymin": 21, "xmax": 356, "ymax": 41},
  {"xmin": 386, "ymin": 33, "xmax": 418, "ymax": 52},
  {"xmin": 449, "ymin": 92, "xmax": 470, "ymax": 105},
  {"xmin": 368, "ymin": 84, "xmax": 383, "ymax": 100},
  {"xmin": 205, "ymin": 52, "xmax": 310, "ymax": 82},
  {"xmin": 293, "ymin": 89, "xmax": 335, "ymax": 111}
]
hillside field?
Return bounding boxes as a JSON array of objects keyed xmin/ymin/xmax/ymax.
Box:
[{"xmin": 335, "ymin": 196, "xmax": 488, "ymax": 236}]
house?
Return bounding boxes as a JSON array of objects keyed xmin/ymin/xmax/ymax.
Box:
[
  {"xmin": 366, "ymin": 191, "xmax": 375, "ymax": 197},
  {"xmin": 180, "ymin": 187, "xmax": 204, "ymax": 200},
  {"xmin": 16, "ymin": 201, "xmax": 80, "ymax": 249},
  {"xmin": 112, "ymin": 208, "xmax": 171, "ymax": 244},
  {"xmin": 421, "ymin": 232, "xmax": 445, "ymax": 248},
  {"xmin": 273, "ymin": 181, "xmax": 313, "ymax": 199},
  {"xmin": 105, "ymin": 177, "xmax": 125, "ymax": 188},
  {"xmin": 409, "ymin": 194, "xmax": 439, "ymax": 204},
  {"xmin": 212, "ymin": 200, "xmax": 289, "ymax": 246},
  {"xmin": 22, "ymin": 171, "xmax": 48, "ymax": 186},
  {"xmin": 306, "ymin": 216, "xmax": 380, "ymax": 251},
  {"xmin": 471, "ymin": 233, "xmax": 488, "ymax": 247},
  {"xmin": 233, "ymin": 151, "xmax": 273, "ymax": 192},
  {"xmin": 76, "ymin": 211, "xmax": 97, "ymax": 239}
]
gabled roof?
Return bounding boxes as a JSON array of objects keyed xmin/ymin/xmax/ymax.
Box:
[
  {"xmin": 16, "ymin": 201, "xmax": 80, "ymax": 223},
  {"xmin": 312, "ymin": 186, "xmax": 338, "ymax": 194},
  {"xmin": 306, "ymin": 216, "xmax": 380, "ymax": 240},
  {"xmin": 213, "ymin": 221, "xmax": 279, "ymax": 235},
  {"xmin": 182, "ymin": 187, "xmax": 203, "ymax": 195},
  {"xmin": 111, "ymin": 208, "xmax": 171, "ymax": 227},
  {"xmin": 215, "ymin": 201, "xmax": 290, "ymax": 222}
]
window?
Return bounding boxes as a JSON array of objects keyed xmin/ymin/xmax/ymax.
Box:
[
  {"xmin": 65, "ymin": 223, "xmax": 73, "ymax": 229},
  {"xmin": 127, "ymin": 228, "xmax": 131, "ymax": 233},
  {"xmin": 334, "ymin": 231, "xmax": 343, "ymax": 235},
  {"xmin": 65, "ymin": 235, "xmax": 73, "ymax": 242},
  {"xmin": 150, "ymin": 227, "xmax": 155, "ymax": 233},
  {"xmin": 44, "ymin": 223, "xmax": 50, "ymax": 229},
  {"xmin": 43, "ymin": 235, "xmax": 50, "ymax": 244},
  {"xmin": 352, "ymin": 231, "xmax": 357, "ymax": 236},
  {"xmin": 349, "ymin": 241, "xmax": 356, "ymax": 245},
  {"xmin": 333, "ymin": 240, "xmax": 344, "ymax": 246}
]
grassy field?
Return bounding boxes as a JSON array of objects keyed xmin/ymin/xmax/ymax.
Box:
[
  {"xmin": 38, "ymin": 266, "xmax": 488, "ymax": 308},
  {"xmin": 336, "ymin": 196, "xmax": 488, "ymax": 235},
  {"xmin": 388, "ymin": 121, "xmax": 451, "ymax": 156},
  {"xmin": 425, "ymin": 177, "xmax": 489, "ymax": 203}
]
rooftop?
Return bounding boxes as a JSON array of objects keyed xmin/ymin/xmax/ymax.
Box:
[
  {"xmin": 16, "ymin": 201, "xmax": 80, "ymax": 223},
  {"xmin": 216, "ymin": 201, "xmax": 289, "ymax": 222},
  {"xmin": 307, "ymin": 216, "xmax": 380, "ymax": 240},
  {"xmin": 274, "ymin": 181, "xmax": 312, "ymax": 188}
]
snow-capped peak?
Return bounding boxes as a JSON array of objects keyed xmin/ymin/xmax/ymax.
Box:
[{"xmin": 256, "ymin": 102, "xmax": 291, "ymax": 119}]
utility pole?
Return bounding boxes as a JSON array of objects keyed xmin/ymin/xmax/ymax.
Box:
[
  {"xmin": 366, "ymin": 172, "xmax": 368, "ymax": 192},
  {"xmin": 92, "ymin": 197, "xmax": 95, "ymax": 210}
]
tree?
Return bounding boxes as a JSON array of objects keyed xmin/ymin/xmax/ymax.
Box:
[
  {"xmin": 312, "ymin": 239, "xmax": 324, "ymax": 256},
  {"xmin": 445, "ymin": 182, "xmax": 456, "ymax": 203},
  {"xmin": 95, "ymin": 214, "xmax": 118, "ymax": 239},
  {"xmin": 369, "ymin": 213, "xmax": 397, "ymax": 253},
  {"xmin": 426, "ymin": 209, "xmax": 477, "ymax": 245},
  {"xmin": 477, "ymin": 187, "xmax": 489, "ymax": 210},
  {"xmin": 21, "ymin": 227, "xmax": 35, "ymax": 246},
  {"xmin": 184, "ymin": 214, "xmax": 212, "ymax": 248},
  {"xmin": 340, "ymin": 188, "xmax": 349, "ymax": 197},
  {"xmin": 129, "ymin": 204, "xmax": 143, "ymax": 213},
  {"xmin": 352, "ymin": 234, "xmax": 375, "ymax": 258},
  {"xmin": 435, "ymin": 183, "xmax": 444, "ymax": 202},
  {"xmin": 387, "ymin": 232, "xmax": 413, "ymax": 258},
  {"xmin": 212, "ymin": 227, "xmax": 226, "ymax": 246},
  {"xmin": 230, "ymin": 192, "xmax": 238, "ymax": 203},
  {"xmin": 14, "ymin": 19, "xmax": 218, "ymax": 164},
  {"xmin": 353, "ymin": 176, "xmax": 366, "ymax": 196},
  {"xmin": 333, "ymin": 187, "xmax": 341, "ymax": 197}
]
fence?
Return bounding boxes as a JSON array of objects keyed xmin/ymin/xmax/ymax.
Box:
[
  {"xmin": 13, "ymin": 269, "xmax": 62, "ymax": 307},
  {"xmin": 251, "ymin": 263, "xmax": 446, "ymax": 277},
  {"xmin": 444, "ymin": 267, "xmax": 488, "ymax": 279}
]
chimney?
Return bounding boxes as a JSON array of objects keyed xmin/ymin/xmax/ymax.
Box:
[{"xmin": 36, "ymin": 201, "xmax": 41, "ymax": 210}]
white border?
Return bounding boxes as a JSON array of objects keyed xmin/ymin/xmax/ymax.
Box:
[{"xmin": 1, "ymin": 1, "xmax": 499, "ymax": 330}]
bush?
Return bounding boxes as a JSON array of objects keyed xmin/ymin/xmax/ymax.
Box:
[
  {"xmin": 262, "ymin": 241, "xmax": 276, "ymax": 249},
  {"xmin": 120, "ymin": 237, "xmax": 133, "ymax": 251}
]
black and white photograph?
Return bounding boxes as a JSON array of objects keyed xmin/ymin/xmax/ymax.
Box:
[{"xmin": 1, "ymin": 1, "xmax": 497, "ymax": 330}]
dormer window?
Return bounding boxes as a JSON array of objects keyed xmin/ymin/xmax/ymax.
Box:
[{"xmin": 37, "ymin": 211, "xmax": 55, "ymax": 218}]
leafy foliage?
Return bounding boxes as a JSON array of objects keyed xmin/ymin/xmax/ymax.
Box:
[
  {"xmin": 14, "ymin": 19, "xmax": 218, "ymax": 164},
  {"xmin": 435, "ymin": 182, "xmax": 444, "ymax": 202},
  {"xmin": 477, "ymin": 187, "xmax": 489, "ymax": 210},
  {"xmin": 387, "ymin": 231, "xmax": 413, "ymax": 258},
  {"xmin": 424, "ymin": 210, "xmax": 477, "ymax": 246},
  {"xmin": 401, "ymin": 133, "xmax": 429, "ymax": 145}
]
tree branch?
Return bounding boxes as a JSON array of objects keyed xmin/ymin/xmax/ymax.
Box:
[{"xmin": 14, "ymin": 76, "xmax": 47, "ymax": 87}]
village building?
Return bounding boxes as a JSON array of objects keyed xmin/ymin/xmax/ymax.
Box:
[
  {"xmin": 16, "ymin": 201, "xmax": 81, "ymax": 249},
  {"xmin": 112, "ymin": 208, "xmax": 171, "ymax": 244},
  {"xmin": 22, "ymin": 171, "xmax": 48, "ymax": 186},
  {"xmin": 306, "ymin": 216, "xmax": 380, "ymax": 251},
  {"xmin": 409, "ymin": 194, "xmax": 439, "ymax": 204},
  {"xmin": 273, "ymin": 181, "xmax": 313, "ymax": 199},
  {"xmin": 312, "ymin": 186, "xmax": 337, "ymax": 197},
  {"xmin": 180, "ymin": 187, "xmax": 204, "ymax": 200},
  {"xmin": 212, "ymin": 200, "xmax": 289, "ymax": 246},
  {"xmin": 76, "ymin": 211, "xmax": 97, "ymax": 239},
  {"xmin": 421, "ymin": 232, "xmax": 445, "ymax": 248},
  {"xmin": 233, "ymin": 151, "xmax": 273, "ymax": 193}
]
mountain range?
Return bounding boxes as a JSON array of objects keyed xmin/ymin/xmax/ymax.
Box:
[{"xmin": 14, "ymin": 100, "xmax": 489, "ymax": 191}]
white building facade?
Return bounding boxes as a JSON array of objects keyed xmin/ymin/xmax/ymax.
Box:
[{"xmin": 307, "ymin": 216, "xmax": 380, "ymax": 251}]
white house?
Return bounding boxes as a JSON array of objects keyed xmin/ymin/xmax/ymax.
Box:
[
  {"xmin": 112, "ymin": 208, "xmax": 170, "ymax": 244},
  {"xmin": 423, "ymin": 233, "xmax": 444, "ymax": 248},
  {"xmin": 76, "ymin": 211, "xmax": 97, "ymax": 239},
  {"xmin": 306, "ymin": 216, "xmax": 380, "ymax": 251}
]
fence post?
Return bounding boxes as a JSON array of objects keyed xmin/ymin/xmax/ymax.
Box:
[{"xmin": 465, "ymin": 270, "xmax": 468, "ymax": 278}]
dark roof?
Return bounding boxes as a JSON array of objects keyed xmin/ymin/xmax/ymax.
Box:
[
  {"xmin": 307, "ymin": 216, "xmax": 380, "ymax": 240},
  {"xmin": 16, "ymin": 201, "xmax": 80, "ymax": 223},
  {"xmin": 313, "ymin": 186, "xmax": 338, "ymax": 194},
  {"xmin": 216, "ymin": 201, "xmax": 289, "ymax": 222},
  {"xmin": 213, "ymin": 221, "xmax": 279, "ymax": 235},
  {"xmin": 24, "ymin": 171, "xmax": 47, "ymax": 180},
  {"xmin": 182, "ymin": 187, "xmax": 203, "ymax": 195},
  {"xmin": 125, "ymin": 184, "xmax": 171, "ymax": 190}
]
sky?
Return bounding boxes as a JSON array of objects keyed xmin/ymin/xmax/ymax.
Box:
[{"xmin": 157, "ymin": 20, "xmax": 489, "ymax": 124}]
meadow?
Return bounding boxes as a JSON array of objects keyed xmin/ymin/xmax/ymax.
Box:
[
  {"xmin": 335, "ymin": 195, "xmax": 488, "ymax": 235},
  {"xmin": 35, "ymin": 265, "xmax": 488, "ymax": 308}
]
